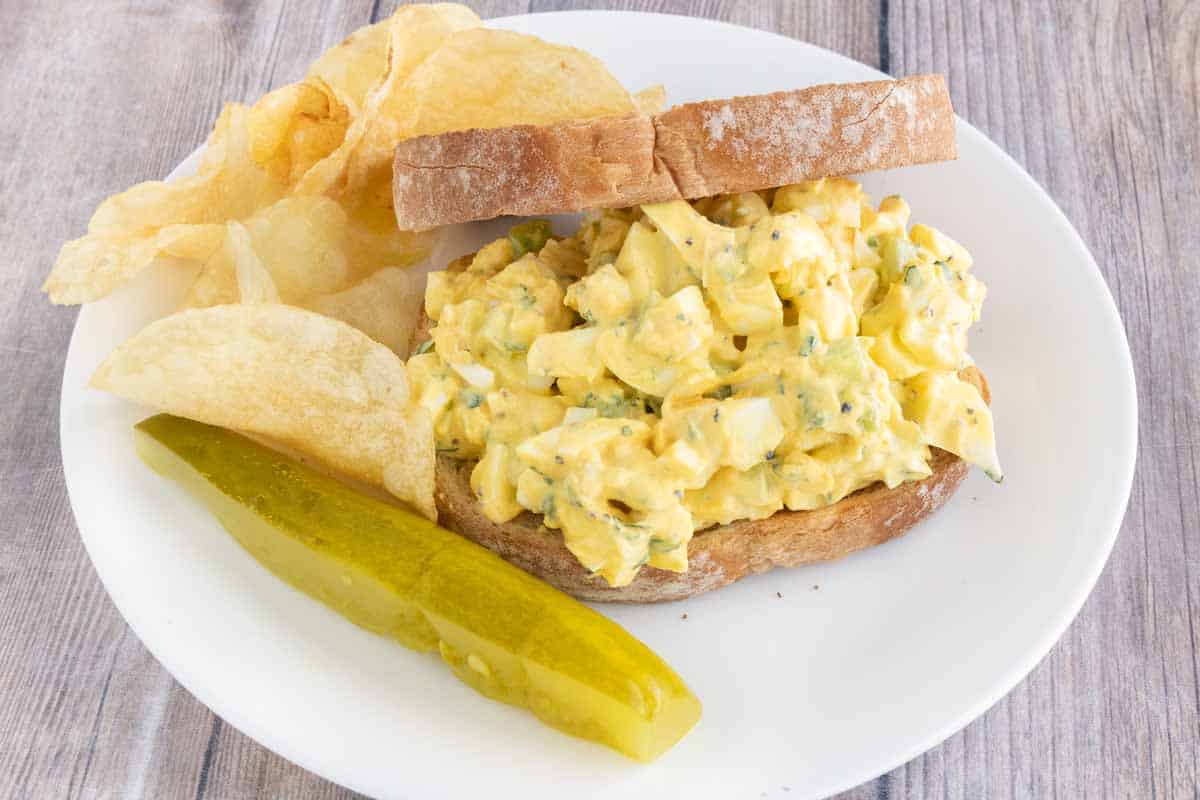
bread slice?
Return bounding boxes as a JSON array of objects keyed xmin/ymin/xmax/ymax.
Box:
[
  {"xmin": 412, "ymin": 310, "xmax": 987, "ymax": 603},
  {"xmin": 392, "ymin": 74, "xmax": 955, "ymax": 231}
]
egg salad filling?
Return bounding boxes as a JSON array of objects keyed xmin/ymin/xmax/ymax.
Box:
[{"xmin": 408, "ymin": 178, "xmax": 1001, "ymax": 587}]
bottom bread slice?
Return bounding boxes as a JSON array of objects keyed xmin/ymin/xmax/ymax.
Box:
[{"xmin": 432, "ymin": 368, "xmax": 988, "ymax": 603}]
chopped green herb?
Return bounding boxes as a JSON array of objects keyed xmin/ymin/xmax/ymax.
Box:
[
  {"xmin": 508, "ymin": 219, "xmax": 553, "ymax": 258},
  {"xmin": 703, "ymin": 384, "xmax": 734, "ymax": 401},
  {"xmin": 414, "ymin": 339, "xmax": 435, "ymax": 355}
]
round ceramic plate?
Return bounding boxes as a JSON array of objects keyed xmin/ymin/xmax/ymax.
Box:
[{"xmin": 59, "ymin": 11, "xmax": 1137, "ymax": 800}]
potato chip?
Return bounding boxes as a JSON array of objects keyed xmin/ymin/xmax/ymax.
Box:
[
  {"xmin": 46, "ymin": 0, "xmax": 630, "ymax": 342},
  {"xmin": 341, "ymin": 193, "xmax": 432, "ymax": 279},
  {"xmin": 183, "ymin": 255, "xmax": 235, "ymax": 309},
  {"xmin": 48, "ymin": 222, "xmax": 223, "ymax": 305},
  {"xmin": 392, "ymin": 28, "xmax": 635, "ymax": 138},
  {"xmin": 194, "ymin": 101, "xmax": 290, "ymax": 217},
  {"xmin": 45, "ymin": 103, "xmax": 283, "ymax": 304},
  {"xmin": 344, "ymin": 27, "xmax": 637, "ymax": 194},
  {"xmin": 383, "ymin": 4, "xmax": 484, "ymax": 90},
  {"xmin": 247, "ymin": 78, "xmax": 349, "ymax": 187},
  {"xmin": 634, "ymin": 85, "xmax": 667, "ymax": 114},
  {"xmin": 183, "ymin": 199, "xmax": 345, "ymax": 309},
  {"xmin": 243, "ymin": 195, "xmax": 350, "ymax": 300},
  {"xmin": 295, "ymin": 4, "xmax": 481, "ymax": 198},
  {"xmin": 182, "ymin": 194, "xmax": 429, "ymax": 308},
  {"xmin": 92, "ymin": 304, "xmax": 436, "ymax": 518},
  {"xmin": 226, "ymin": 222, "xmax": 279, "ymax": 304},
  {"xmin": 305, "ymin": 18, "xmax": 392, "ymax": 115},
  {"xmin": 306, "ymin": 267, "xmax": 424, "ymax": 356},
  {"xmin": 291, "ymin": 20, "xmax": 637, "ymax": 314},
  {"xmin": 183, "ymin": 221, "xmax": 278, "ymax": 307},
  {"xmin": 47, "ymin": 18, "xmax": 396, "ymax": 308}
]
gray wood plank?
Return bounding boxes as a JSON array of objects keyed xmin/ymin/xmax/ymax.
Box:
[
  {"xmin": 834, "ymin": 2, "xmax": 1199, "ymax": 799},
  {"xmin": 391, "ymin": 0, "xmax": 533, "ymax": 21},
  {"xmin": 0, "ymin": 1, "xmax": 1195, "ymax": 799},
  {"xmin": 0, "ymin": 1, "xmax": 380, "ymax": 798},
  {"xmin": 527, "ymin": 0, "xmax": 881, "ymax": 66}
]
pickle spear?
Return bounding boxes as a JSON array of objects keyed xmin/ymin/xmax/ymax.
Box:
[{"xmin": 134, "ymin": 414, "xmax": 700, "ymax": 762}]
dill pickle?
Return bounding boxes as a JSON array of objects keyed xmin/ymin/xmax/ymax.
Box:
[{"xmin": 133, "ymin": 414, "xmax": 700, "ymax": 762}]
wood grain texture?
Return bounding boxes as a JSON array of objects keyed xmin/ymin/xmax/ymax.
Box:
[
  {"xmin": 841, "ymin": 3, "xmax": 1200, "ymax": 800},
  {"xmin": 0, "ymin": 1, "xmax": 1194, "ymax": 799}
]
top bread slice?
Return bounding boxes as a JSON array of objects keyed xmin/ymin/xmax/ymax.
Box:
[{"xmin": 392, "ymin": 74, "xmax": 956, "ymax": 230}]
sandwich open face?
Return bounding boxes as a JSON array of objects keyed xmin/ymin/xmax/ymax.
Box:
[{"xmin": 396, "ymin": 77, "xmax": 1002, "ymax": 602}]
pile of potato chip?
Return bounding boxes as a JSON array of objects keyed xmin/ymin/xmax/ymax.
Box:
[{"xmin": 50, "ymin": 3, "xmax": 659, "ymax": 518}]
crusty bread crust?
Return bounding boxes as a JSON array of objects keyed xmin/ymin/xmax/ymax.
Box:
[
  {"xmin": 415, "ymin": 303, "xmax": 986, "ymax": 602},
  {"xmin": 393, "ymin": 75, "xmax": 956, "ymax": 230}
]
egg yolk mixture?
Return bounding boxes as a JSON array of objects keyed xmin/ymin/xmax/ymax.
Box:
[{"xmin": 408, "ymin": 178, "xmax": 1002, "ymax": 587}]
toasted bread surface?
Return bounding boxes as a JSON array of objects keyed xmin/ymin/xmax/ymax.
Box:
[{"xmin": 393, "ymin": 75, "xmax": 955, "ymax": 230}]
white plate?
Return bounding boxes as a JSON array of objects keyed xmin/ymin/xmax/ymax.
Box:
[{"xmin": 59, "ymin": 11, "xmax": 1137, "ymax": 800}]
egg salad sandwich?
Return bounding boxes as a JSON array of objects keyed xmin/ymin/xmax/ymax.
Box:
[{"xmin": 393, "ymin": 75, "xmax": 1002, "ymax": 602}]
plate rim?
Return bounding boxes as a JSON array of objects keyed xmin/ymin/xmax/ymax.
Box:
[{"xmin": 56, "ymin": 10, "xmax": 1139, "ymax": 799}]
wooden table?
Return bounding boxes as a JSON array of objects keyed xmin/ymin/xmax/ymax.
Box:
[{"xmin": 2, "ymin": 1, "xmax": 1196, "ymax": 797}]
